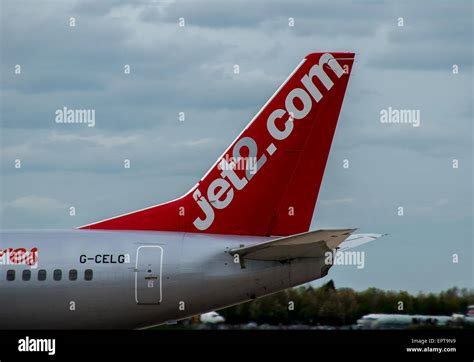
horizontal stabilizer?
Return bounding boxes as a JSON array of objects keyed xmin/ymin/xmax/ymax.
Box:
[
  {"xmin": 337, "ymin": 233, "xmax": 386, "ymax": 251},
  {"xmin": 230, "ymin": 229, "xmax": 355, "ymax": 262}
]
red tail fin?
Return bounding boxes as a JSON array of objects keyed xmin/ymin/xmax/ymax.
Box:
[{"xmin": 79, "ymin": 52, "xmax": 355, "ymax": 236}]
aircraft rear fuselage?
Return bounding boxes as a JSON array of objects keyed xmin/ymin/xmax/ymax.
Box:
[{"xmin": 0, "ymin": 230, "xmax": 328, "ymax": 329}]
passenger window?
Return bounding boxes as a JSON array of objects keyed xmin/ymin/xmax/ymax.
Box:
[
  {"xmin": 69, "ymin": 269, "xmax": 78, "ymax": 281},
  {"xmin": 6, "ymin": 270, "xmax": 15, "ymax": 281},
  {"xmin": 38, "ymin": 269, "xmax": 47, "ymax": 281},
  {"xmin": 84, "ymin": 269, "xmax": 93, "ymax": 281},
  {"xmin": 53, "ymin": 269, "xmax": 62, "ymax": 281},
  {"xmin": 22, "ymin": 270, "xmax": 31, "ymax": 281}
]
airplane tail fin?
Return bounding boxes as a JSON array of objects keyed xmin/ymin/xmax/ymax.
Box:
[{"xmin": 79, "ymin": 52, "xmax": 355, "ymax": 236}]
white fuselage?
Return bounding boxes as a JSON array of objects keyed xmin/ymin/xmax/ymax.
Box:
[{"xmin": 0, "ymin": 230, "xmax": 329, "ymax": 329}]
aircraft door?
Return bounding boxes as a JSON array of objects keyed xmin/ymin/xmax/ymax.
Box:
[{"xmin": 135, "ymin": 245, "xmax": 163, "ymax": 304}]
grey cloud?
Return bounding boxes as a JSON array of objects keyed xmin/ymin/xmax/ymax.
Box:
[{"xmin": 149, "ymin": 0, "xmax": 389, "ymax": 30}]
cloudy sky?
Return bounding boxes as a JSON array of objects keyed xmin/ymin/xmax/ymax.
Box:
[{"xmin": 1, "ymin": 0, "xmax": 472, "ymax": 293}]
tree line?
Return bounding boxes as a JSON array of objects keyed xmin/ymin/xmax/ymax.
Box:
[{"xmin": 217, "ymin": 281, "xmax": 474, "ymax": 326}]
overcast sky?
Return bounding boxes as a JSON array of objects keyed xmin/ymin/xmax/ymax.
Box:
[{"xmin": 1, "ymin": 0, "xmax": 472, "ymax": 293}]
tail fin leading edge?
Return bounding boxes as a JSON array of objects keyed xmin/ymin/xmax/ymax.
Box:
[{"xmin": 79, "ymin": 52, "xmax": 355, "ymax": 236}]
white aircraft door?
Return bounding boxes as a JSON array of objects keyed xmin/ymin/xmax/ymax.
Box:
[{"xmin": 135, "ymin": 245, "xmax": 163, "ymax": 304}]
